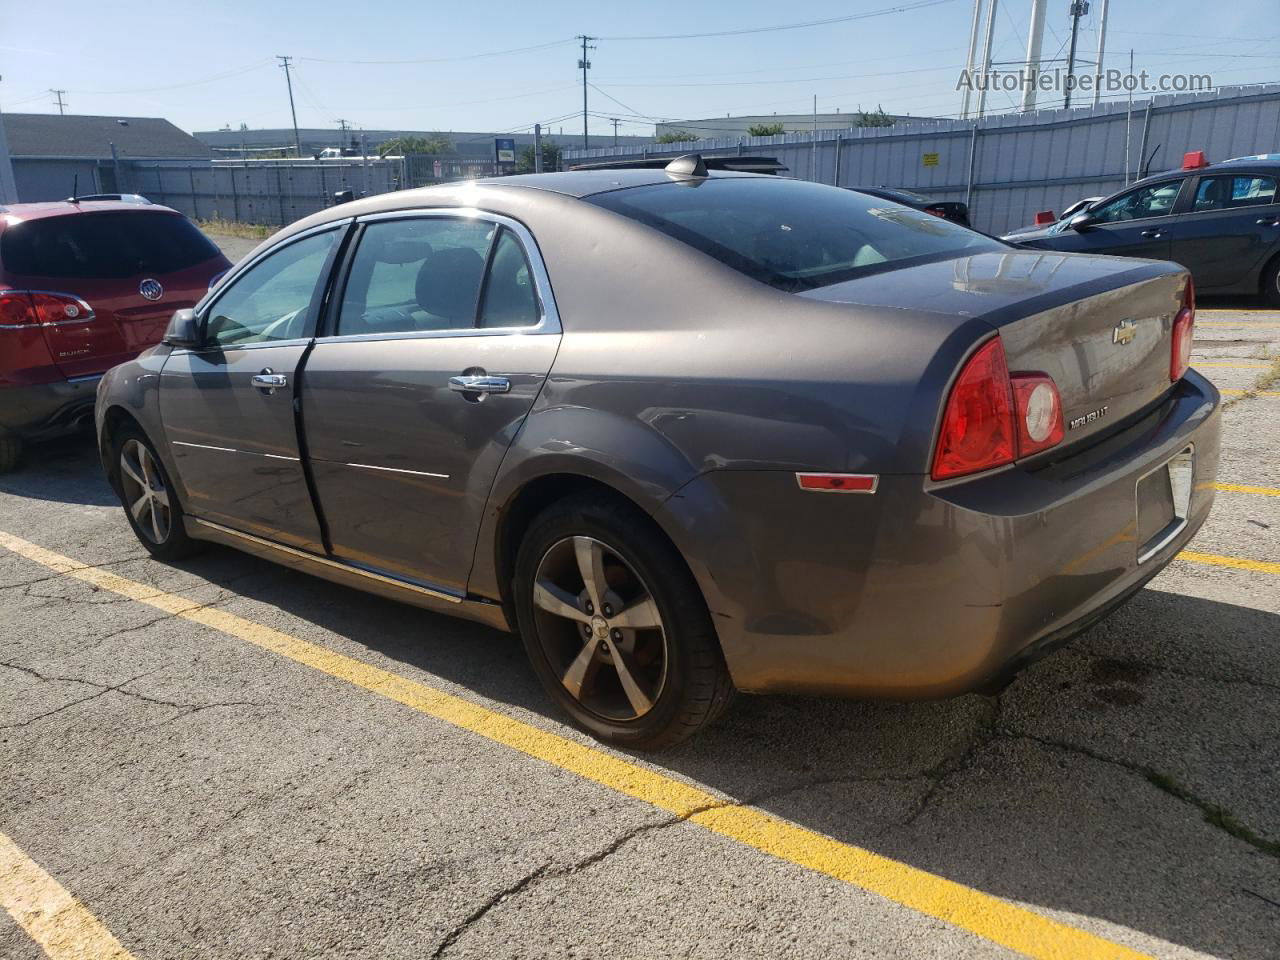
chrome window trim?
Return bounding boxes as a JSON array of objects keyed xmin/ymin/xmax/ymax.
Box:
[
  {"xmin": 316, "ymin": 206, "xmax": 562, "ymax": 343},
  {"xmin": 169, "ymin": 336, "xmax": 314, "ymax": 356}
]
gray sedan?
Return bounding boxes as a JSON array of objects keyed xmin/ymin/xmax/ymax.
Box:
[{"xmin": 96, "ymin": 158, "xmax": 1220, "ymax": 749}]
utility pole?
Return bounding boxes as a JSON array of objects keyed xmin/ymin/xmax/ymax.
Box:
[
  {"xmin": 276, "ymin": 55, "xmax": 302, "ymax": 158},
  {"xmin": 608, "ymin": 117, "xmax": 619, "ymax": 148},
  {"xmin": 577, "ymin": 35, "xmax": 595, "ymax": 150},
  {"xmin": 960, "ymin": 0, "xmax": 983, "ymax": 119},
  {"xmin": 1020, "ymin": 0, "xmax": 1048, "ymax": 112},
  {"xmin": 974, "ymin": 0, "xmax": 999, "ymax": 120},
  {"xmin": 534, "ymin": 123, "xmax": 544, "ymax": 173},
  {"xmin": 335, "ymin": 118, "xmax": 350, "ymax": 151},
  {"xmin": 1063, "ymin": 0, "xmax": 1089, "ymax": 109},
  {"xmin": 50, "ymin": 89, "xmax": 67, "ymax": 115},
  {"xmin": 1092, "ymin": 0, "xmax": 1110, "ymax": 106}
]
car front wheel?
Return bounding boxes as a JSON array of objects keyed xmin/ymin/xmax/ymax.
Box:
[
  {"xmin": 513, "ymin": 495, "xmax": 733, "ymax": 750},
  {"xmin": 113, "ymin": 426, "xmax": 199, "ymax": 560}
]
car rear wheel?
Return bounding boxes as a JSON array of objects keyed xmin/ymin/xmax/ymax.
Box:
[
  {"xmin": 1263, "ymin": 256, "xmax": 1280, "ymax": 309},
  {"xmin": 0, "ymin": 436, "xmax": 20, "ymax": 474},
  {"xmin": 113, "ymin": 427, "xmax": 200, "ymax": 560},
  {"xmin": 513, "ymin": 495, "xmax": 733, "ymax": 750}
]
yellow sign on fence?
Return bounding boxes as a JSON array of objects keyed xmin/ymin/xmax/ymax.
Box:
[{"xmin": 922, "ymin": 152, "xmax": 940, "ymax": 167}]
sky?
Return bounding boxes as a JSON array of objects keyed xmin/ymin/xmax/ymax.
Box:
[{"xmin": 1, "ymin": 0, "xmax": 1277, "ymax": 140}]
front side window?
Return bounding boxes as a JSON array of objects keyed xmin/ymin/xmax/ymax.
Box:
[
  {"xmin": 1090, "ymin": 180, "xmax": 1184, "ymax": 223},
  {"xmin": 1193, "ymin": 175, "xmax": 1277, "ymax": 212},
  {"xmin": 587, "ymin": 177, "xmax": 1000, "ymax": 293},
  {"xmin": 336, "ymin": 217, "xmax": 540, "ymax": 335},
  {"xmin": 204, "ymin": 230, "xmax": 338, "ymax": 347}
]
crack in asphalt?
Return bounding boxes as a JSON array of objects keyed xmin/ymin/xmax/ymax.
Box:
[
  {"xmin": 0, "ymin": 658, "xmax": 262, "ymax": 728},
  {"xmin": 0, "ymin": 554, "xmax": 144, "ymax": 591}
]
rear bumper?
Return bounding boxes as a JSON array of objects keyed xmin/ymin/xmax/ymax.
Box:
[
  {"xmin": 0, "ymin": 376, "xmax": 102, "ymax": 440},
  {"xmin": 655, "ymin": 371, "xmax": 1220, "ymax": 698}
]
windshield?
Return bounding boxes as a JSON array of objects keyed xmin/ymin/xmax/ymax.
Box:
[
  {"xmin": 587, "ymin": 177, "xmax": 1000, "ymax": 292},
  {"xmin": 0, "ymin": 211, "xmax": 221, "ymax": 279}
]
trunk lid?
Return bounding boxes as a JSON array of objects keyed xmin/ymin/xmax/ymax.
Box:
[{"xmin": 802, "ymin": 250, "xmax": 1188, "ymax": 449}]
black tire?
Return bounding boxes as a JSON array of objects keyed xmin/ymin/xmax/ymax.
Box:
[
  {"xmin": 0, "ymin": 436, "xmax": 20, "ymax": 474},
  {"xmin": 111, "ymin": 424, "xmax": 201, "ymax": 560},
  {"xmin": 513, "ymin": 494, "xmax": 734, "ymax": 750},
  {"xmin": 1263, "ymin": 255, "xmax": 1280, "ymax": 309}
]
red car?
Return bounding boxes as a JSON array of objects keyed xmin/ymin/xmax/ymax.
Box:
[{"xmin": 0, "ymin": 198, "xmax": 230, "ymax": 471}]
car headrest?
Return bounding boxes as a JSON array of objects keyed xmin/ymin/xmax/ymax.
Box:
[{"xmin": 416, "ymin": 247, "xmax": 485, "ymax": 321}]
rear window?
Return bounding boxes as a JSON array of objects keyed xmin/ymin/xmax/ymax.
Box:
[
  {"xmin": 0, "ymin": 211, "xmax": 220, "ymax": 279},
  {"xmin": 586, "ymin": 177, "xmax": 1000, "ymax": 292}
]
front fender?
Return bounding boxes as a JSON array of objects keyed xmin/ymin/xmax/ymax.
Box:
[{"xmin": 96, "ymin": 347, "xmax": 185, "ymax": 502}]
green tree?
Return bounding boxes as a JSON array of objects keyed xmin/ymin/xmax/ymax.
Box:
[
  {"xmin": 516, "ymin": 139, "xmax": 563, "ymax": 173},
  {"xmin": 655, "ymin": 130, "xmax": 699, "ymax": 144},
  {"xmin": 377, "ymin": 134, "xmax": 453, "ymax": 156},
  {"xmin": 855, "ymin": 108, "xmax": 894, "ymax": 128},
  {"xmin": 747, "ymin": 122, "xmax": 787, "ymax": 137}
]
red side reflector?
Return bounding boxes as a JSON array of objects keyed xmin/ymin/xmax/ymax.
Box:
[
  {"xmin": 795, "ymin": 473, "xmax": 878, "ymax": 494},
  {"xmin": 1182, "ymin": 150, "xmax": 1208, "ymax": 170},
  {"xmin": 1033, "ymin": 210, "xmax": 1056, "ymax": 225}
]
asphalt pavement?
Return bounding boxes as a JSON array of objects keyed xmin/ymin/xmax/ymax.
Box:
[{"xmin": 0, "ymin": 236, "xmax": 1277, "ymax": 959}]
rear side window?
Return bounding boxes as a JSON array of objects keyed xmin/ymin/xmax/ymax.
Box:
[
  {"xmin": 586, "ymin": 177, "xmax": 1000, "ymax": 292},
  {"xmin": 335, "ymin": 217, "xmax": 540, "ymax": 335},
  {"xmin": 1192, "ymin": 175, "xmax": 1278, "ymax": 211},
  {"xmin": 0, "ymin": 211, "xmax": 220, "ymax": 279}
]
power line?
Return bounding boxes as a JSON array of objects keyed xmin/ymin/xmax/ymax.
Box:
[
  {"xmin": 298, "ymin": 38, "xmax": 574, "ymax": 66},
  {"xmin": 596, "ymin": 0, "xmax": 955, "ymax": 41}
]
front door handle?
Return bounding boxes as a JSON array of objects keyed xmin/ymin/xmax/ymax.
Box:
[
  {"xmin": 449, "ymin": 375, "xmax": 511, "ymax": 395},
  {"xmin": 251, "ymin": 370, "xmax": 288, "ymax": 394},
  {"xmin": 1257, "ymin": 217, "xmax": 1280, "ymax": 226},
  {"xmin": 1140, "ymin": 229, "xmax": 1163, "ymax": 238}
]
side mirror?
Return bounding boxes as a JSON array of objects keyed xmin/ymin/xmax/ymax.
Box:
[
  {"xmin": 163, "ymin": 308, "xmax": 202, "ymax": 349},
  {"xmin": 1069, "ymin": 212, "xmax": 1098, "ymax": 232}
]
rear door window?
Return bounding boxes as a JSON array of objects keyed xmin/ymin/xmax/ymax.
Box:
[
  {"xmin": 1192, "ymin": 175, "xmax": 1277, "ymax": 212},
  {"xmin": 586, "ymin": 177, "xmax": 1000, "ymax": 292},
  {"xmin": 0, "ymin": 211, "xmax": 221, "ymax": 279}
]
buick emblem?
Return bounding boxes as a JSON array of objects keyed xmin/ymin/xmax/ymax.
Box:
[
  {"xmin": 1112, "ymin": 318, "xmax": 1137, "ymax": 345},
  {"xmin": 139, "ymin": 278, "xmax": 164, "ymax": 301}
]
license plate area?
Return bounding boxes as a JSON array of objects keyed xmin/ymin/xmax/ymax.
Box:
[{"xmin": 1136, "ymin": 446, "xmax": 1194, "ymax": 564}]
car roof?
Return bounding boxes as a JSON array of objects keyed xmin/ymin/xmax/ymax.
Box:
[
  {"xmin": 0, "ymin": 199, "xmax": 183, "ymax": 227},
  {"xmin": 1142, "ymin": 156, "xmax": 1280, "ymax": 183},
  {"xmin": 474, "ymin": 167, "xmax": 758, "ymax": 199}
]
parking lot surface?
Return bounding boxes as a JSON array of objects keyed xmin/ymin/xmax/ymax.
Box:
[{"xmin": 1, "ymin": 236, "xmax": 1277, "ymax": 959}]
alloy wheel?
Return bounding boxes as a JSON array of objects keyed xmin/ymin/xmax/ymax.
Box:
[
  {"xmin": 530, "ymin": 536, "xmax": 668, "ymax": 721},
  {"xmin": 119, "ymin": 439, "xmax": 171, "ymax": 545}
]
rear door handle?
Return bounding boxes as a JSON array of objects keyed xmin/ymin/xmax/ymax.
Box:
[
  {"xmin": 251, "ymin": 371, "xmax": 288, "ymax": 394},
  {"xmin": 1257, "ymin": 217, "xmax": 1280, "ymax": 226},
  {"xmin": 1140, "ymin": 229, "xmax": 1163, "ymax": 238},
  {"xmin": 449, "ymin": 375, "xmax": 511, "ymax": 395}
]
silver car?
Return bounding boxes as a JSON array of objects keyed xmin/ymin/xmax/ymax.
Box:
[{"xmin": 97, "ymin": 159, "xmax": 1220, "ymax": 749}]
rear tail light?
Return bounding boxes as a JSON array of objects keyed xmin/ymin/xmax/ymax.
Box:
[
  {"xmin": 932, "ymin": 338, "xmax": 1065, "ymax": 481},
  {"xmin": 1171, "ymin": 277, "xmax": 1195, "ymax": 382},
  {"xmin": 0, "ymin": 289, "xmax": 93, "ymax": 327},
  {"xmin": 932, "ymin": 339, "xmax": 1016, "ymax": 480},
  {"xmin": 1010, "ymin": 374, "xmax": 1064, "ymax": 457}
]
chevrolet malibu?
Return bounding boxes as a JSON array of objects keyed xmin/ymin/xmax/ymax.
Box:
[{"xmin": 96, "ymin": 158, "xmax": 1220, "ymax": 749}]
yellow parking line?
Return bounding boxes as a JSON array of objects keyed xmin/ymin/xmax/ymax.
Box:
[
  {"xmin": 0, "ymin": 530, "xmax": 1150, "ymax": 960},
  {"xmin": 0, "ymin": 830, "xmax": 135, "ymax": 960},
  {"xmin": 1192, "ymin": 362, "xmax": 1271, "ymax": 369},
  {"xmin": 1218, "ymin": 389, "xmax": 1280, "ymax": 397},
  {"xmin": 1214, "ymin": 482, "xmax": 1280, "ymax": 497},
  {"xmin": 1179, "ymin": 551, "xmax": 1280, "ymax": 575}
]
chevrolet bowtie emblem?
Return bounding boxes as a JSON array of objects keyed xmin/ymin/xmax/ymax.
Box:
[{"xmin": 1112, "ymin": 318, "xmax": 1137, "ymax": 345}]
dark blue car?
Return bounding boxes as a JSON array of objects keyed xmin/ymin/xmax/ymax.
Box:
[{"xmin": 1006, "ymin": 156, "xmax": 1280, "ymax": 306}]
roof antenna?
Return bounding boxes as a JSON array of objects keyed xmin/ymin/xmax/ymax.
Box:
[
  {"xmin": 70, "ymin": 174, "xmax": 79, "ymax": 203},
  {"xmin": 665, "ymin": 154, "xmax": 708, "ymax": 178}
]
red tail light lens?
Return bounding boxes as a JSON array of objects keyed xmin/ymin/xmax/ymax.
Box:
[
  {"xmin": 0, "ymin": 290, "xmax": 38, "ymax": 326},
  {"xmin": 0, "ymin": 290, "xmax": 92, "ymax": 327},
  {"xmin": 1171, "ymin": 277, "xmax": 1195, "ymax": 382},
  {"xmin": 1010, "ymin": 374, "xmax": 1064, "ymax": 456},
  {"xmin": 932, "ymin": 338, "xmax": 1016, "ymax": 480}
]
